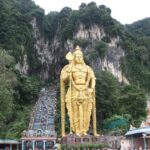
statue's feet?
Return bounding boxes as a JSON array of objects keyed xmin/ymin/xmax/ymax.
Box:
[
  {"xmin": 94, "ymin": 133, "xmax": 100, "ymax": 137},
  {"xmin": 76, "ymin": 132, "xmax": 81, "ymax": 137},
  {"xmin": 62, "ymin": 134, "xmax": 65, "ymax": 137},
  {"xmin": 82, "ymin": 132, "xmax": 87, "ymax": 136},
  {"xmin": 69, "ymin": 131, "xmax": 73, "ymax": 134}
]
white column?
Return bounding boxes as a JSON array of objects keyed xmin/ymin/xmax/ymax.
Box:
[
  {"xmin": 43, "ymin": 140, "xmax": 46, "ymax": 150},
  {"xmin": 17, "ymin": 144, "xmax": 19, "ymax": 150},
  {"xmin": 32, "ymin": 140, "xmax": 35, "ymax": 150},
  {"xmin": 143, "ymin": 133, "xmax": 147, "ymax": 150},
  {"xmin": 10, "ymin": 144, "xmax": 12, "ymax": 150},
  {"xmin": 131, "ymin": 135, "xmax": 134, "ymax": 149},
  {"xmin": 22, "ymin": 140, "xmax": 24, "ymax": 150},
  {"xmin": 53, "ymin": 140, "xmax": 56, "ymax": 148}
]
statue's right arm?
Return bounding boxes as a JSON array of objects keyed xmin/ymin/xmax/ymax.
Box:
[{"xmin": 60, "ymin": 65, "xmax": 69, "ymax": 82}]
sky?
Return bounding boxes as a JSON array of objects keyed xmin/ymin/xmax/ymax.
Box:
[{"xmin": 32, "ymin": 0, "xmax": 150, "ymax": 24}]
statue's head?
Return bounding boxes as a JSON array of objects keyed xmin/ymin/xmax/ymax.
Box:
[{"xmin": 73, "ymin": 46, "xmax": 84, "ymax": 64}]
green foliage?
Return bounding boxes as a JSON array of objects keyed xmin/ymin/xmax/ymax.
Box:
[
  {"xmin": 0, "ymin": 49, "xmax": 16, "ymax": 135},
  {"xmin": 95, "ymin": 41, "xmax": 108, "ymax": 58},
  {"xmin": 16, "ymin": 74, "xmax": 41, "ymax": 104},
  {"xmin": 50, "ymin": 2, "xmax": 123, "ymax": 41},
  {"xmin": 0, "ymin": 0, "xmax": 44, "ymax": 72},
  {"xmin": 96, "ymin": 71, "xmax": 147, "ymax": 132},
  {"xmin": 85, "ymin": 51, "xmax": 99, "ymax": 61},
  {"xmin": 119, "ymin": 35, "xmax": 150, "ymax": 92},
  {"xmin": 46, "ymin": 11, "xmax": 59, "ymax": 40},
  {"xmin": 79, "ymin": 2, "xmax": 101, "ymax": 28},
  {"xmin": 2, "ymin": 105, "xmax": 32, "ymax": 138},
  {"xmin": 73, "ymin": 38, "xmax": 91, "ymax": 49},
  {"xmin": 96, "ymin": 71, "xmax": 120, "ymax": 124},
  {"xmin": 59, "ymin": 7, "xmax": 73, "ymax": 40},
  {"xmin": 123, "ymin": 18, "xmax": 150, "ymax": 92},
  {"xmin": 135, "ymin": 46, "xmax": 149, "ymax": 65},
  {"xmin": 119, "ymin": 85, "xmax": 146, "ymax": 126},
  {"xmin": 0, "ymin": 48, "xmax": 40, "ymax": 138},
  {"xmin": 126, "ymin": 17, "xmax": 150, "ymax": 37}
]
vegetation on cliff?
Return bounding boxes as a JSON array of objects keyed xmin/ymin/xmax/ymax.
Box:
[{"xmin": 0, "ymin": 49, "xmax": 41, "ymax": 138}]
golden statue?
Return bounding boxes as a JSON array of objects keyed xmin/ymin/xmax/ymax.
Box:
[{"xmin": 60, "ymin": 46, "xmax": 98, "ymax": 137}]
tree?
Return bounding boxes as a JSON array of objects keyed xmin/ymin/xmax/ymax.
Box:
[
  {"xmin": 135, "ymin": 46, "xmax": 149, "ymax": 65},
  {"xmin": 119, "ymin": 85, "xmax": 147, "ymax": 126},
  {"xmin": 0, "ymin": 49, "xmax": 16, "ymax": 135},
  {"xmin": 95, "ymin": 41, "xmax": 108, "ymax": 58},
  {"xmin": 96, "ymin": 71, "xmax": 120, "ymax": 126},
  {"xmin": 16, "ymin": 74, "xmax": 41, "ymax": 104}
]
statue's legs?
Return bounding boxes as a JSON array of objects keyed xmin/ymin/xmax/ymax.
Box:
[
  {"xmin": 86, "ymin": 102, "xmax": 93, "ymax": 131},
  {"xmin": 83, "ymin": 101, "xmax": 88, "ymax": 135},
  {"xmin": 72, "ymin": 100, "xmax": 80, "ymax": 135},
  {"xmin": 82, "ymin": 101, "xmax": 92, "ymax": 135},
  {"xmin": 79, "ymin": 103, "xmax": 83, "ymax": 135}
]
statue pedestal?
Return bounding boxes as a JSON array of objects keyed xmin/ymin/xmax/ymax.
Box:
[
  {"xmin": 61, "ymin": 134, "xmax": 101, "ymax": 145},
  {"xmin": 61, "ymin": 134, "xmax": 124, "ymax": 149}
]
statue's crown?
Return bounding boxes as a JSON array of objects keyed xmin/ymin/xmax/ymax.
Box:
[{"xmin": 74, "ymin": 45, "xmax": 83, "ymax": 55}]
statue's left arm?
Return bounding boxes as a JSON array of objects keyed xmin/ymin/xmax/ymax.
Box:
[{"xmin": 87, "ymin": 66, "xmax": 96, "ymax": 90}]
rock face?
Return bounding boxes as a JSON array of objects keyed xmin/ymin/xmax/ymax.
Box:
[
  {"xmin": 16, "ymin": 54, "xmax": 29, "ymax": 75},
  {"xmin": 18, "ymin": 18, "xmax": 128, "ymax": 83},
  {"xmin": 75, "ymin": 24, "xmax": 106, "ymax": 40},
  {"xmin": 103, "ymin": 47, "xmax": 128, "ymax": 84},
  {"xmin": 30, "ymin": 18, "xmax": 52, "ymax": 80},
  {"xmin": 74, "ymin": 24, "xmax": 129, "ymax": 84}
]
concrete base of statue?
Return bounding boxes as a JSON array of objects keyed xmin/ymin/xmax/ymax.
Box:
[{"xmin": 61, "ymin": 133, "xmax": 104, "ymax": 145}]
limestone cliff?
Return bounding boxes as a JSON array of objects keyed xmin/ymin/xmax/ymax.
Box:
[{"xmin": 29, "ymin": 18, "xmax": 129, "ymax": 83}]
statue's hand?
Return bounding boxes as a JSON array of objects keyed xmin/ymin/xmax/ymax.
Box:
[{"xmin": 88, "ymin": 88, "xmax": 94, "ymax": 93}]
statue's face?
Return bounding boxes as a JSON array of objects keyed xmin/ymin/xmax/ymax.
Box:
[{"xmin": 75, "ymin": 54, "xmax": 83, "ymax": 64}]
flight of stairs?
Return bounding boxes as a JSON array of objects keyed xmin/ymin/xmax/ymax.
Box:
[{"xmin": 22, "ymin": 86, "xmax": 57, "ymax": 138}]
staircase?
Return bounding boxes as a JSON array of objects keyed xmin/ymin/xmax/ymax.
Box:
[
  {"xmin": 29, "ymin": 87, "xmax": 56, "ymax": 131},
  {"xmin": 21, "ymin": 86, "xmax": 57, "ymax": 149}
]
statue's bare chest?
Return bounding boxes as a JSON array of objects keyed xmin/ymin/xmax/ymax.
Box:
[{"xmin": 71, "ymin": 66, "xmax": 88, "ymax": 84}]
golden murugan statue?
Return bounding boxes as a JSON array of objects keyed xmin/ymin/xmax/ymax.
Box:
[{"xmin": 60, "ymin": 46, "xmax": 98, "ymax": 137}]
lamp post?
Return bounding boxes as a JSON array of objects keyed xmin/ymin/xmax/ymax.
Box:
[{"xmin": 143, "ymin": 133, "xmax": 147, "ymax": 150}]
